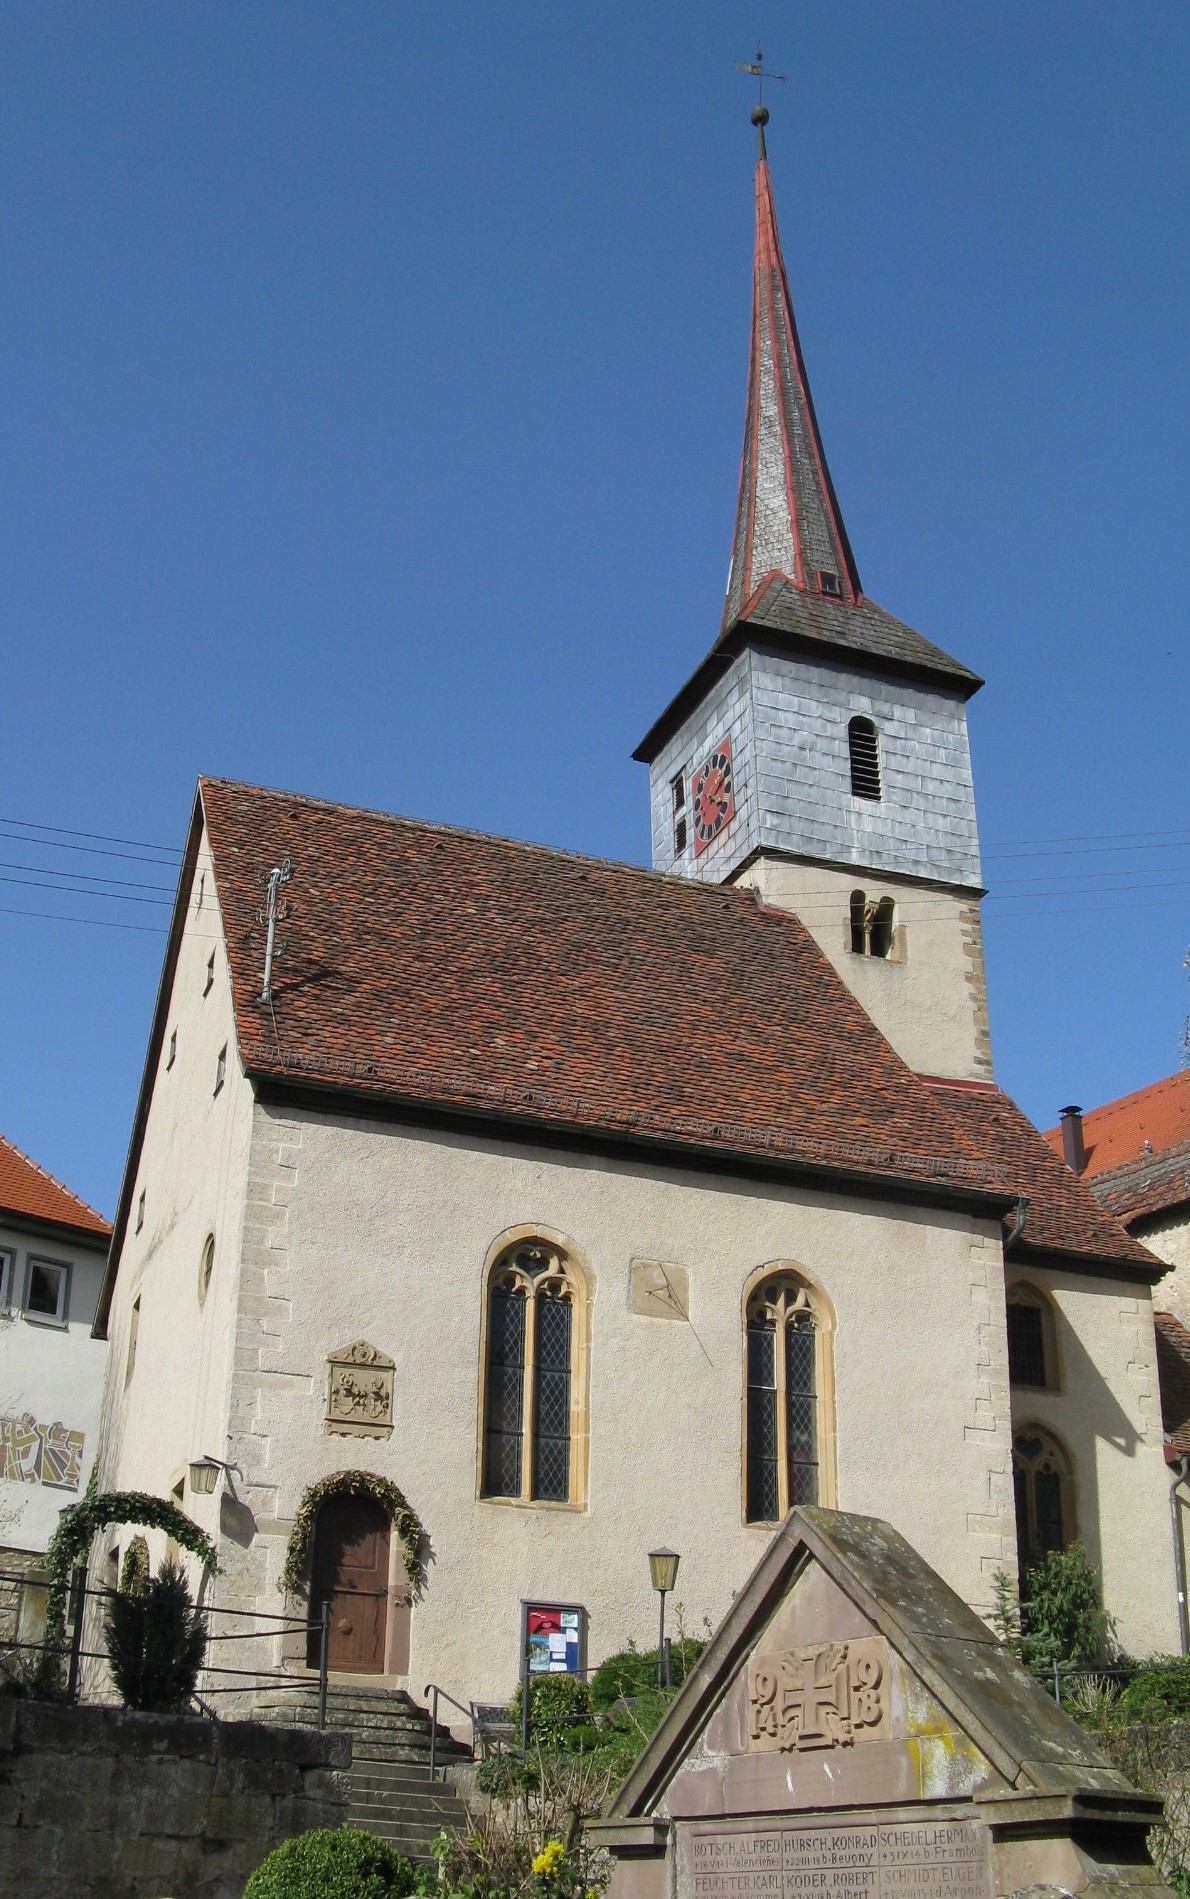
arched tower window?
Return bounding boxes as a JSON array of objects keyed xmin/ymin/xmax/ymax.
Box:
[
  {"xmin": 744, "ymin": 1272, "xmax": 832, "ymax": 1524},
  {"xmin": 482, "ymin": 1239, "xmax": 585, "ymax": 1505},
  {"xmin": 847, "ymin": 717, "xmax": 882, "ymax": 800},
  {"xmin": 1006, "ymin": 1283, "xmax": 1058, "ymax": 1390},
  {"xmin": 1013, "ymin": 1426, "xmax": 1075, "ymax": 1560},
  {"xmin": 849, "ymin": 891, "xmax": 896, "ymax": 959}
]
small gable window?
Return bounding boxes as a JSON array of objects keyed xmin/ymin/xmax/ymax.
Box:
[
  {"xmin": 1013, "ymin": 1426, "xmax": 1075, "ymax": 1561},
  {"xmin": 849, "ymin": 891, "xmax": 896, "ymax": 959},
  {"xmin": 847, "ymin": 717, "xmax": 881, "ymax": 800},
  {"xmin": 744, "ymin": 1271, "xmax": 832, "ymax": 1524},
  {"xmin": 817, "ymin": 570, "xmax": 842, "ymax": 598},
  {"xmin": 1007, "ymin": 1283, "xmax": 1057, "ymax": 1389},
  {"xmin": 481, "ymin": 1238, "xmax": 587, "ymax": 1507}
]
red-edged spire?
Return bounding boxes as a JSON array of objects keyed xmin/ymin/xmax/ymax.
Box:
[{"xmin": 723, "ymin": 109, "xmax": 862, "ymax": 629}]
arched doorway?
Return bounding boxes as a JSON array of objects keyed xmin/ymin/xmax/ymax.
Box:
[{"xmin": 307, "ymin": 1490, "xmax": 392, "ymax": 1674}]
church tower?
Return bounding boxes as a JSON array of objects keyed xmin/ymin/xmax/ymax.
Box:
[{"xmin": 636, "ymin": 110, "xmax": 992, "ymax": 1082}]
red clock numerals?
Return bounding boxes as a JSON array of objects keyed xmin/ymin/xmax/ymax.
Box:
[{"xmin": 692, "ymin": 738, "xmax": 736, "ymax": 856}]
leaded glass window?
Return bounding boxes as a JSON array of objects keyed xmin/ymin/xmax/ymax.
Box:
[
  {"xmin": 482, "ymin": 1242, "xmax": 579, "ymax": 1504},
  {"xmin": 745, "ymin": 1276, "xmax": 821, "ymax": 1523},
  {"xmin": 1007, "ymin": 1286, "xmax": 1056, "ymax": 1390},
  {"xmin": 1012, "ymin": 1427, "xmax": 1074, "ymax": 1561}
]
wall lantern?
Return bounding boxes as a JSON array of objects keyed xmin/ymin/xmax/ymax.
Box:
[{"xmin": 188, "ymin": 1455, "xmax": 241, "ymax": 1496}]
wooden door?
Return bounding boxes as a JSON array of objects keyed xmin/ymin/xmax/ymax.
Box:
[{"xmin": 308, "ymin": 1492, "xmax": 390, "ymax": 1674}]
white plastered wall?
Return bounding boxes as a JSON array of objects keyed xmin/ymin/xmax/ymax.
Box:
[
  {"xmin": 96, "ymin": 830, "xmax": 255, "ymax": 1591},
  {"xmin": 734, "ymin": 856, "xmax": 992, "ymax": 1083},
  {"xmin": 0, "ymin": 1222, "xmax": 108, "ymax": 1553},
  {"xmin": 195, "ymin": 1100, "xmax": 1018, "ymax": 1711},
  {"xmin": 1006, "ymin": 1260, "xmax": 1178, "ymax": 1656},
  {"xmin": 1135, "ymin": 1211, "xmax": 1190, "ymax": 1327}
]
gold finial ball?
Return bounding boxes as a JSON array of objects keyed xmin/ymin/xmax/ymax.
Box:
[{"xmin": 751, "ymin": 105, "xmax": 769, "ymax": 127}]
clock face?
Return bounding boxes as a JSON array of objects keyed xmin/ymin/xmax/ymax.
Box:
[{"xmin": 692, "ymin": 737, "xmax": 736, "ymax": 857}]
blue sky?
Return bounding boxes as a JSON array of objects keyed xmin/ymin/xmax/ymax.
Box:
[{"xmin": 2, "ymin": 3, "xmax": 1187, "ymax": 1218}]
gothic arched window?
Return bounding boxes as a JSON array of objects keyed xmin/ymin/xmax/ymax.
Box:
[
  {"xmin": 1006, "ymin": 1283, "xmax": 1058, "ymax": 1389},
  {"xmin": 847, "ymin": 717, "xmax": 882, "ymax": 800},
  {"xmin": 744, "ymin": 1273, "xmax": 831, "ymax": 1524},
  {"xmin": 482, "ymin": 1239, "xmax": 584, "ymax": 1505},
  {"xmin": 1013, "ymin": 1426, "xmax": 1075, "ymax": 1560}
]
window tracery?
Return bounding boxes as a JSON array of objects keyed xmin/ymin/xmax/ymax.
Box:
[
  {"xmin": 1013, "ymin": 1425, "xmax": 1075, "ymax": 1559},
  {"xmin": 482, "ymin": 1240, "xmax": 584, "ymax": 1506}
]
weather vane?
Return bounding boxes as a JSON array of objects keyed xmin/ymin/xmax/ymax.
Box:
[{"xmin": 734, "ymin": 44, "xmax": 789, "ymax": 111}]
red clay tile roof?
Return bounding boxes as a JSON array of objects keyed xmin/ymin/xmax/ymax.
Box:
[
  {"xmin": 1155, "ymin": 1312, "xmax": 1190, "ymax": 1459},
  {"xmin": 201, "ymin": 778, "xmax": 1003, "ymax": 1197},
  {"xmin": 1091, "ymin": 1140, "xmax": 1190, "ymax": 1228},
  {"xmin": 1043, "ymin": 1070, "xmax": 1190, "ymax": 1179},
  {"xmin": 924, "ymin": 1080, "xmax": 1159, "ymax": 1271},
  {"xmin": 196, "ymin": 779, "xmax": 1160, "ymax": 1279},
  {"xmin": 0, "ymin": 1132, "xmax": 110, "ymax": 1241}
]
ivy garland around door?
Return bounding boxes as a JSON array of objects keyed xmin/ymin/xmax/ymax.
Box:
[
  {"xmin": 281, "ymin": 1470, "xmax": 427, "ymax": 1597},
  {"xmin": 39, "ymin": 1489, "xmax": 219, "ymax": 1690}
]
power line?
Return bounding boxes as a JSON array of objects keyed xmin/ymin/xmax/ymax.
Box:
[
  {"xmin": 0, "ymin": 828, "xmax": 184, "ymax": 869},
  {"xmin": 0, "ymin": 858, "xmax": 176, "ymax": 894},
  {"xmin": 0, "ymin": 816, "xmax": 179, "ymax": 856},
  {"xmin": 0, "ymin": 873, "xmax": 173, "ymax": 907},
  {"xmin": 0, "ymin": 904, "xmax": 169, "ymax": 935}
]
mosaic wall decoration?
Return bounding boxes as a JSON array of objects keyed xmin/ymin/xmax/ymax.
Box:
[{"xmin": 0, "ymin": 1413, "xmax": 86, "ymax": 1490}]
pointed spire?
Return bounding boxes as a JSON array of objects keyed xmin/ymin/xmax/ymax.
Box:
[{"xmin": 723, "ymin": 110, "xmax": 862, "ymax": 629}]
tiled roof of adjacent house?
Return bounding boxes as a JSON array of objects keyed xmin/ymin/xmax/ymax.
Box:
[
  {"xmin": 1043, "ymin": 1070, "xmax": 1190, "ymax": 1180},
  {"xmin": 0, "ymin": 1131, "xmax": 110, "ymax": 1240},
  {"xmin": 1090, "ymin": 1142, "xmax": 1190, "ymax": 1229},
  {"xmin": 924, "ymin": 1080, "xmax": 1158, "ymax": 1271},
  {"xmin": 194, "ymin": 778, "xmax": 1159, "ymax": 1283},
  {"xmin": 1154, "ymin": 1312, "xmax": 1190, "ymax": 1459}
]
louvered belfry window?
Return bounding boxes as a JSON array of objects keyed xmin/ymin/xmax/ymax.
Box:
[
  {"xmin": 847, "ymin": 717, "xmax": 882, "ymax": 800},
  {"xmin": 745, "ymin": 1277, "xmax": 820, "ymax": 1523},
  {"xmin": 482, "ymin": 1243, "xmax": 577, "ymax": 1503}
]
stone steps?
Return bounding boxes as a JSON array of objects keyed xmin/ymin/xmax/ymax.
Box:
[
  {"xmin": 252, "ymin": 1680, "xmax": 471, "ymax": 1859},
  {"xmin": 347, "ymin": 1758, "xmax": 469, "ymax": 1860}
]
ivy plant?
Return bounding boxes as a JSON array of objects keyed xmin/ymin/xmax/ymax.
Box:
[
  {"xmin": 280, "ymin": 1470, "xmax": 426, "ymax": 1597},
  {"xmin": 39, "ymin": 1489, "xmax": 218, "ymax": 1692}
]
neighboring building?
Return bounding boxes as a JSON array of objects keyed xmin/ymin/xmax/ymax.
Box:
[
  {"xmin": 92, "ymin": 114, "xmax": 1178, "ymax": 1710},
  {"xmin": 0, "ymin": 1131, "xmax": 110, "ymax": 1636}
]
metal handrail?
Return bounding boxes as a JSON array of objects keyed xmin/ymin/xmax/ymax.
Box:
[
  {"xmin": 424, "ymin": 1679, "xmax": 474, "ymax": 1781},
  {"xmin": 2, "ymin": 1568, "xmax": 334, "ymax": 1727}
]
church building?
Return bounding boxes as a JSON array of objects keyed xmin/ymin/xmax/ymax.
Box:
[{"xmin": 93, "ymin": 114, "xmax": 1177, "ymax": 1707}]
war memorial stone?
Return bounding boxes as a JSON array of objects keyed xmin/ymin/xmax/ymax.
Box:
[{"xmin": 591, "ymin": 1510, "xmax": 1172, "ymax": 1899}]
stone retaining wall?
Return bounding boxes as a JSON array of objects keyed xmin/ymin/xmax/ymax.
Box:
[{"xmin": 0, "ymin": 1699, "xmax": 352, "ymax": 1897}]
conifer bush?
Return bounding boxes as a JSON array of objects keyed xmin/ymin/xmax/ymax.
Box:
[
  {"xmin": 103, "ymin": 1555, "xmax": 207, "ymax": 1711},
  {"xmin": 243, "ymin": 1827, "xmax": 419, "ymax": 1898}
]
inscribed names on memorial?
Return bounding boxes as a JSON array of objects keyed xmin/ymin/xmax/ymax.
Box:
[{"xmin": 690, "ymin": 1821, "xmax": 990, "ymax": 1899}]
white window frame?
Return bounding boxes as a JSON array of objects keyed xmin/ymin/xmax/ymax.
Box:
[
  {"xmin": 0, "ymin": 1249, "xmax": 14, "ymax": 1309},
  {"xmin": 24, "ymin": 1255, "xmax": 70, "ymax": 1327}
]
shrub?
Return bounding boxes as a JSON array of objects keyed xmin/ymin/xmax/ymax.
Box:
[
  {"xmin": 119, "ymin": 1535, "xmax": 150, "ymax": 1598},
  {"xmin": 243, "ymin": 1827, "xmax": 419, "ymax": 1898},
  {"xmin": 104, "ymin": 1555, "xmax": 206, "ymax": 1712},
  {"xmin": 589, "ymin": 1637, "xmax": 705, "ymax": 1710},
  {"xmin": 1019, "ymin": 1545, "xmax": 1111, "ymax": 1670},
  {"xmin": 510, "ymin": 1674, "xmax": 595, "ymax": 1748},
  {"xmin": 1119, "ymin": 1659, "xmax": 1190, "ymax": 1726}
]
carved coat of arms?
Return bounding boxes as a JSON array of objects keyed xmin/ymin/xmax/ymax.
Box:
[
  {"xmin": 748, "ymin": 1637, "xmax": 889, "ymax": 1751},
  {"xmin": 325, "ymin": 1340, "xmax": 395, "ymax": 1438}
]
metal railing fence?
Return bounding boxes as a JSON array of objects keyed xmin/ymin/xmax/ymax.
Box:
[{"xmin": 0, "ymin": 1565, "xmax": 333, "ymax": 1725}]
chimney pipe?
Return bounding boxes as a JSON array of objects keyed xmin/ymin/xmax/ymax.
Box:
[{"xmin": 1060, "ymin": 1105, "xmax": 1086, "ymax": 1175}]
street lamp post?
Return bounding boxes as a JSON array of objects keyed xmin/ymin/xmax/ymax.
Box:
[{"xmin": 648, "ymin": 1547, "xmax": 680, "ymax": 1689}]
